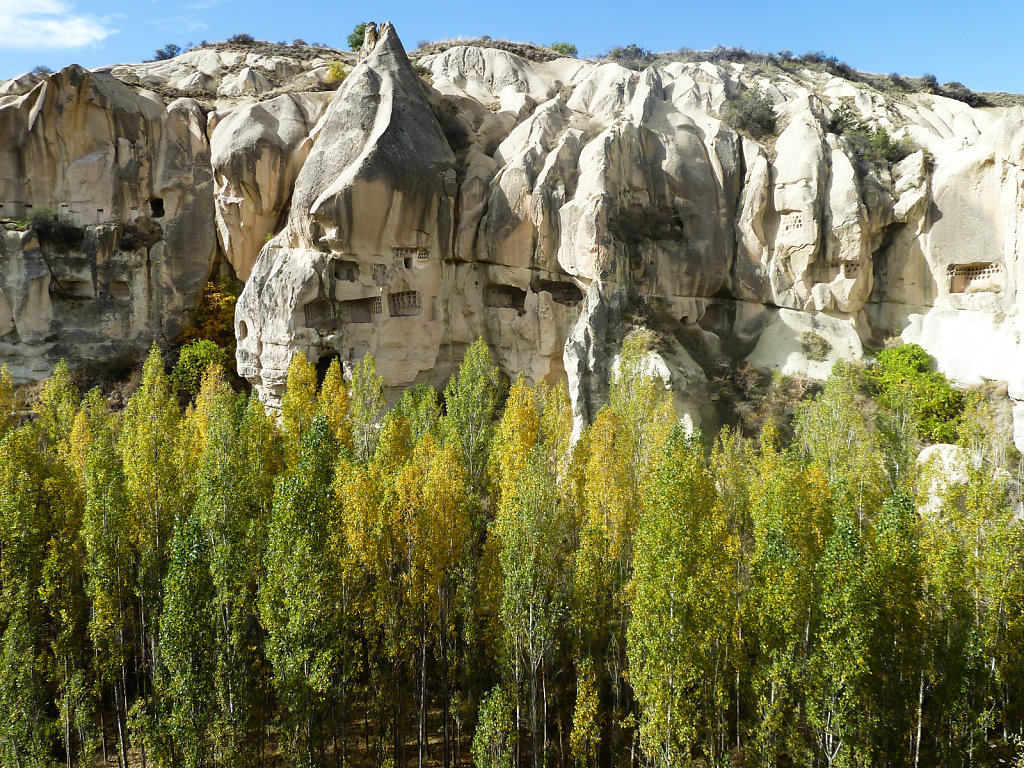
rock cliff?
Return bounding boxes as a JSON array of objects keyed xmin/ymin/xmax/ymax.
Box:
[{"xmin": 2, "ymin": 25, "xmax": 1024, "ymax": 441}]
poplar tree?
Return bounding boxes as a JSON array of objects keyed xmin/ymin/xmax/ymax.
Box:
[
  {"xmin": 118, "ymin": 344, "xmax": 182, "ymax": 694},
  {"xmin": 260, "ymin": 417, "xmax": 345, "ymax": 767},
  {"xmin": 192, "ymin": 370, "xmax": 277, "ymax": 765},
  {"xmin": 494, "ymin": 451, "xmax": 569, "ymax": 768},
  {"xmin": 629, "ymin": 428, "xmax": 735, "ymax": 767},
  {"xmin": 489, "ymin": 379, "xmax": 574, "ymax": 768},
  {"xmin": 393, "ymin": 435, "xmax": 473, "ymax": 768},
  {"xmin": 79, "ymin": 394, "xmax": 134, "ymax": 768},
  {"xmin": 0, "ymin": 426, "xmax": 56, "ymax": 767},
  {"xmin": 573, "ymin": 332, "xmax": 675, "ymax": 759},
  {"xmin": 443, "ymin": 338, "xmax": 505, "ymax": 490},
  {"xmin": 350, "ymin": 354, "xmax": 385, "ymax": 464},
  {"xmin": 342, "ymin": 410, "xmax": 416, "ymax": 764},
  {"xmin": 281, "ymin": 351, "xmax": 318, "ymax": 466},
  {"xmin": 745, "ymin": 427, "xmax": 831, "ymax": 767},
  {"xmin": 36, "ymin": 374, "xmax": 92, "ymax": 768},
  {"xmin": 159, "ymin": 516, "xmax": 216, "ymax": 768},
  {"xmin": 317, "ymin": 358, "xmax": 353, "ymax": 453}
]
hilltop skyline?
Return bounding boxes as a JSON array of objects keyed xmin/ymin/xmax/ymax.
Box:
[{"xmin": 0, "ymin": 0, "xmax": 1021, "ymax": 93}]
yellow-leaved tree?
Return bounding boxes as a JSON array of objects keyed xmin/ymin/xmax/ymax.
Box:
[
  {"xmin": 280, "ymin": 350, "xmax": 318, "ymax": 466},
  {"xmin": 573, "ymin": 331, "xmax": 676, "ymax": 761}
]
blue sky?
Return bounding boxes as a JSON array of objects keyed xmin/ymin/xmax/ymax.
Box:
[{"xmin": 0, "ymin": 0, "xmax": 1020, "ymax": 94}]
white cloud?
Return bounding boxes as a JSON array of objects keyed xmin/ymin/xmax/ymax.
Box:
[{"xmin": 0, "ymin": 0, "xmax": 116, "ymax": 49}]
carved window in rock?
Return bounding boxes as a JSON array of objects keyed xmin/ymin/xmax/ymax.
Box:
[
  {"xmin": 534, "ymin": 279, "xmax": 584, "ymax": 306},
  {"xmin": 340, "ymin": 296, "xmax": 382, "ymax": 323},
  {"xmin": 304, "ymin": 299, "xmax": 337, "ymax": 329},
  {"xmin": 485, "ymin": 284, "xmax": 527, "ymax": 310},
  {"xmin": 50, "ymin": 278, "xmax": 93, "ymax": 299},
  {"xmin": 948, "ymin": 262, "xmax": 1002, "ymax": 294},
  {"xmin": 108, "ymin": 281, "xmax": 131, "ymax": 300},
  {"xmin": 393, "ymin": 247, "xmax": 428, "ymax": 269},
  {"xmin": 372, "ymin": 263, "xmax": 388, "ymax": 285},
  {"xmin": 809, "ymin": 261, "xmax": 832, "ymax": 283},
  {"xmin": 305, "ymin": 296, "xmax": 383, "ymax": 328},
  {"xmin": 331, "ymin": 259, "xmax": 359, "ymax": 282},
  {"xmin": 387, "ymin": 290, "xmax": 422, "ymax": 317},
  {"xmin": 780, "ymin": 213, "xmax": 805, "ymax": 235}
]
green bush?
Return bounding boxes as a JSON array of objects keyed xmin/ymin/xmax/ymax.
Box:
[
  {"xmin": 152, "ymin": 43, "xmax": 181, "ymax": 61},
  {"xmin": 723, "ymin": 87, "xmax": 776, "ymax": 139},
  {"xmin": 798, "ymin": 50, "xmax": 857, "ymax": 80},
  {"xmin": 889, "ymin": 72, "xmax": 911, "ymax": 91},
  {"xmin": 172, "ymin": 340, "xmax": 228, "ymax": 395},
  {"xmin": 119, "ymin": 218, "xmax": 163, "ymax": 251},
  {"xmin": 827, "ymin": 102, "xmax": 859, "ymax": 135},
  {"xmin": 348, "ymin": 22, "xmax": 366, "ymax": 51},
  {"xmin": 828, "ymin": 104, "xmax": 915, "ymax": 166},
  {"xmin": 848, "ymin": 126, "xmax": 914, "ymax": 165},
  {"xmin": 871, "ymin": 343, "xmax": 966, "ymax": 443},
  {"xmin": 605, "ymin": 43, "xmax": 655, "ymax": 70},
  {"xmin": 30, "ymin": 207, "xmax": 84, "ymax": 252},
  {"xmin": 942, "ymin": 81, "xmax": 990, "ymax": 108},
  {"xmin": 549, "ymin": 41, "xmax": 578, "ymax": 57},
  {"xmin": 801, "ymin": 331, "xmax": 832, "ymax": 362}
]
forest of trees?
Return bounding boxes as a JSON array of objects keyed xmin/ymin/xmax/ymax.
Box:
[{"xmin": 0, "ymin": 334, "xmax": 1023, "ymax": 768}]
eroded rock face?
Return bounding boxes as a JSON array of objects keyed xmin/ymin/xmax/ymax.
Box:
[
  {"xmin": 230, "ymin": 27, "xmax": 1024, "ymax": 441},
  {"xmin": 4, "ymin": 28, "xmax": 1024, "ymax": 444},
  {"xmin": 234, "ymin": 22, "xmax": 459, "ymax": 402},
  {"xmin": 0, "ymin": 65, "xmax": 216, "ymax": 381},
  {"xmin": 210, "ymin": 92, "xmax": 332, "ymax": 279}
]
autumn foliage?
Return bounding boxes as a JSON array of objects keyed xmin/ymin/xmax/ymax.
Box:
[
  {"xmin": 178, "ymin": 279, "xmax": 240, "ymax": 352},
  {"xmin": 0, "ymin": 338, "xmax": 1022, "ymax": 768}
]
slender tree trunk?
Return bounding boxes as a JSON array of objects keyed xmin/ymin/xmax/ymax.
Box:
[
  {"xmin": 64, "ymin": 657, "xmax": 72, "ymax": 768},
  {"xmin": 542, "ymin": 663, "xmax": 548, "ymax": 768},
  {"xmin": 914, "ymin": 670, "xmax": 923, "ymax": 768},
  {"xmin": 515, "ymin": 683, "xmax": 522, "ymax": 768},
  {"xmin": 441, "ymin": 593, "xmax": 451, "ymax": 768},
  {"xmin": 530, "ymin": 659, "xmax": 539, "ymax": 768},
  {"xmin": 99, "ymin": 697, "xmax": 108, "ymax": 766},
  {"xmin": 115, "ymin": 679, "xmax": 128, "ymax": 768},
  {"xmin": 341, "ymin": 682, "xmax": 348, "ymax": 768},
  {"xmin": 419, "ymin": 623, "xmax": 428, "ymax": 768}
]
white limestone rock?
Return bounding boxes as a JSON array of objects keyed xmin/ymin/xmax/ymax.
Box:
[
  {"xmin": 235, "ymin": 22, "xmax": 457, "ymax": 404},
  {"xmin": 4, "ymin": 27, "xmax": 1024, "ymax": 445},
  {"xmin": 217, "ymin": 66, "xmax": 271, "ymax": 97},
  {"xmin": 210, "ymin": 92, "xmax": 332, "ymax": 279},
  {"xmin": 0, "ymin": 65, "xmax": 215, "ymax": 381},
  {"xmin": 746, "ymin": 309, "xmax": 864, "ymax": 380}
]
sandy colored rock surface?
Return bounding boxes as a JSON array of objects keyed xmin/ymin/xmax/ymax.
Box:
[{"xmin": 2, "ymin": 28, "xmax": 1024, "ymax": 443}]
